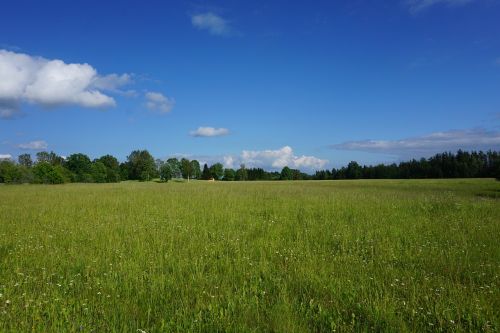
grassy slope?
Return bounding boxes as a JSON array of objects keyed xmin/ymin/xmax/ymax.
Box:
[{"xmin": 0, "ymin": 179, "xmax": 499, "ymax": 332}]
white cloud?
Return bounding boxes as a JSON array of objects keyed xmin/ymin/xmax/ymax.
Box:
[
  {"xmin": 406, "ymin": 0, "xmax": 475, "ymax": 13},
  {"xmin": 191, "ymin": 12, "xmax": 231, "ymax": 36},
  {"xmin": 241, "ymin": 146, "xmax": 328, "ymax": 171},
  {"xmin": 92, "ymin": 73, "xmax": 132, "ymax": 91},
  {"xmin": 17, "ymin": 140, "xmax": 48, "ymax": 150},
  {"xmin": 171, "ymin": 146, "xmax": 328, "ymax": 172},
  {"xmin": 0, "ymin": 154, "xmax": 12, "ymax": 160},
  {"xmin": 331, "ymin": 128, "xmax": 500, "ymax": 157},
  {"xmin": 0, "ymin": 49, "xmax": 131, "ymax": 118},
  {"xmin": 223, "ymin": 155, "xmax": 235, "ymax": 168},
  {"xmin": 190, "ymin": 126, "xmax": 229, "ymax": 137},
  {"xmin": 145, "ymin": 91, "xmax": 175, "ymax": 114}
]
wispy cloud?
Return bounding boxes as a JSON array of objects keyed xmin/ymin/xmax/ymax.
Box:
[
  {"xmin": 190, "ymin": 126, "xmax": 229, "ymax": 137},
  {"xmin": 331, "ymin": 128, "xmax": 500, "ymax": 157},
  {"xmin": 0, "ymin": 49, "xmax": 134, "ymax": 119},
  {"xmin": 17, "ymin": 140, "xmax": 48, "ymax": 150},
  {"xmin": 191, "ymin": 12, "xmax": 232, "ymax": 36},
  {"xmin": 406, "ymin": 0, "xmax": 475, "ymax": 13},
  {"xmin": 145, "ymin": 91, "xmax": 175, "ymax": 114}
]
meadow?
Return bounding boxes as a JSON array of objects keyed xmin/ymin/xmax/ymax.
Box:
[{"xmin": 0, "ymin": 179, "xmax": 499, "ymax": 332}]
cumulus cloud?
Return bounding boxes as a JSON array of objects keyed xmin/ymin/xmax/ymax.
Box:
[
  {"xmin": 190, "ymin": 126, "xmax": 229, "ymax": 137},
  {"xmin": 17, "ymin": 140, "xmax": 48, "ymax": 150},
  {"xmin": 172, "ymin": 146, "xmax": 328, "ymax": 172},
  {"xmin": 331, "ymin": 128, "xmax": 500, "ymax": 157},
  {"xmin": 191, "ymin": 12, "xmax": 231, "ymax": 36},
  {"xmin": 0, "ymin": 49, "xmax": 131, "ymax": 118},
  {"xmin": 145, "ymin": 91, "xmax": 175, "ymax": 114},
  {"xmin": 240, "ymin": 146, "xmax": 328, "ymax": 170},
  {"xmin": 0, "ymin": 154, "xmax": 12, "ymax": 160},
  {"xmin": 223, "ymin": 155, "xmax": 235, "ymax": 169},
  {"xmin": 406, "ymin": 0, "xmax": 475, "ymax": 13}
]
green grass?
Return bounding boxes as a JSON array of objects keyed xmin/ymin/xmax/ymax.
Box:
[{"xmin": 0, "ymin": 179, "xmax": 499, "ymax": 332}]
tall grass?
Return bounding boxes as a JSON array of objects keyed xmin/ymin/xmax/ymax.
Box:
[{"xmin": 0, "ymin": 179, "xmax": 499, "ymax": 332}]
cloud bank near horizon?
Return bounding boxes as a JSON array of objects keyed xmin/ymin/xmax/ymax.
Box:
[
  {"xmin": 331, "ymin": 128, "xmax": 500, "ymax": 157},
  {"xmin": 174, "ymin": 146, "xmax": 329, "ymax": 172}
]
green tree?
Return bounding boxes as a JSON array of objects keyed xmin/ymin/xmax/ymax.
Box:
[
  {"xmin": 160, "ymin": 164, "xmax": 172, "ymax": 182},
  {"xmin": 235, "ymin": 164, "xmax": 248, "ymax": 181},
  {"xmin": 36, "ymin": 151, "xmax": 64, "ymax": 166},
  {"xmin": 65, "ymin": 153, "xmax": 93, "ymax": 182},
  {"xmin": 96, "ymin": 155, "xmax": 121, "ymax": 182},
  {"xmin": 190, "ymin": 160, "xmax": 201, "ymax": 179},
  {"xmin": 181, "ymin": 158, "xmax": 193, "ymax": 180},
  {"xmin": 346, "ymin": 161, "xmax": 362, "ymax": 179},
  {"xmin": 280, "ymin": 166, "xmax": 293, "ymax": 180},
  {"xmin": 119, "ymin": 162, "xmax": 129, "ymax": 181},
  {"xmin": 33, "ymin": 162, "xmax": 66, "ymax": 184},
  {"xmin": 223, "ymin": 168, "xmax": 235, "ymax": 181},
  {"xmin": 127, "ymin": 150, "xmax": 157, "ymax": 181},
  {"xmin": 91, "ymin": 161, "xmax": 107, "ymax": 183},
  {"xmin": 0, "ymin": 161, "xmax": 32, "ymax": 183},
  {"xmin": 210, "ymin": 163, "xmax": 224, "ymax": 180},
  {"xmin": 201, "ymin": 163, "xmax": 211, "ymax": 180},
  {"xmin": 18, "ymin": 153, "xmax": 33, "ymax": 168},
  {"xmin": 36, "ymin": 151, "xmax": 50, "ymax": 164},
  {"xmin": 166, "ymin": 158, "xmax": 182, "ymax": 178}
]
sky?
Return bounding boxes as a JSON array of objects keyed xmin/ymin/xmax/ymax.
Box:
[{"xmin": 1, "ymin": 0, "xmax": 500, "ymax": 171}]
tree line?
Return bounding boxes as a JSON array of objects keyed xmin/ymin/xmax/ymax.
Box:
[
  {"xmin": 0, "ymin": 149, "xmax": 499, "ymax": 184},
  {"xmin": 313, "ymin": 150, "xmax": 500, "ymax": 180}
]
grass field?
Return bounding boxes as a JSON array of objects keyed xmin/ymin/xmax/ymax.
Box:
[{"xmin": 0, "ymin": 179, "xmax": 499, "ymax": 332}]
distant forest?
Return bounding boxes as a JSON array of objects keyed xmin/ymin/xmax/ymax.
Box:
[{"xmin": 0, "ymin": 150, "xmax": 499, "ymax": 184}]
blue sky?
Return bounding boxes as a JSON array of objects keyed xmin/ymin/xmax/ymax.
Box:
[{"xmin": 1, "ymin": 0, "xmax": 499, "ymax": 171}]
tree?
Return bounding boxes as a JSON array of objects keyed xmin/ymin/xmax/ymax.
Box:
[
  {"xmin": 235, "ymin": 164, "xmax": 248, "ymax": 181},
  {"xmin": 280, "ymin": 166, "xmax": 292, "ymax": 180},
  {"xmin": 190, "ymin": 160, "xmax": 201, "ymax": 179},
  {"xmin": 160, "ymin": 163, "xmax": 172, "ymax": 182},
  {"xmin": 65, "ymin": 153, "xmax": 93, "ymax": 182},
  {"xmin": 91, "ymin": 161, "xmax": 107, "ymax": 183},
  {"xmin": 119, "ymin": 162, "xmax": 129, "ymax": 181},
  {"xmin": 181, "ymin": 158, "xmax": 193, "ymax": 180},
  {"xmin": 201, "ymin": 163, "xmax": 211, "ymax": 180},
  {"xmin": 127, "ymin": 150, "xmax": 157, "ymax": 181},
  {"xmin": 33, "ymin": 162, "xmax": 66, "ymax": 184},
  {"xmin": 210, "ymin": 163, "xmax": 224, "ymax": 180},
  {"xmin": 36, "ymin": 151, "xmax": 51, "ymax": 164},
  {"xmin": 18, "ymin": 154, "xmax": 33, "ymax": 168},
  {"xmin": 36, "ymin": 151, "xmax": 64, "ymax": 166},
  {"xmin": 96, "ymin": 155, "xmax": 121, "ymax": 182},
  {"xmin": 0, "ymin": 161, "xmax": 32, "ymax": 184},
  {"xmin": 223, "ymin": 168, "xmax": 235, "ymax": 181},
  {"xmin": 166, "ymin": 158, "xmax": 182, "ymax": 178},
  {"xmin": 291, "ymin": 169, "xmax": 303, "ymax": 180},
  {"xmin": 346, "ymin": 161, "xmax": 362, "ymax": 179}
]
